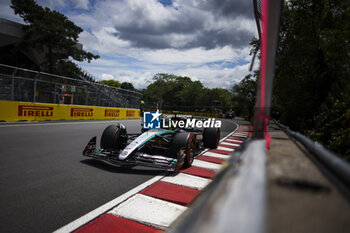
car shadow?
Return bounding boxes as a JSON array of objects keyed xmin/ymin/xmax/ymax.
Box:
[{"xmin": 80, "ymin": 159, "xmax": 166, "ymax": 176}]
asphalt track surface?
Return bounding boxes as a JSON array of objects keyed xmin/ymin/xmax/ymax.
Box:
[{"xmin": 0, "ymin": 118, "xmax": 237, "ymax": 233}]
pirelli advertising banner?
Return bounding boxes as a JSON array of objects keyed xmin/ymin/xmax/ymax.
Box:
[{"xmin": 0, "ymin": 100, "xmax": 140, "ymax": 122}]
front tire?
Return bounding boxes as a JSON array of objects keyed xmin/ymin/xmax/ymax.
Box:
[
  {"xmin": 169, "ymin": 132, "xmax": 196, "ymax": 169},
  {"xmin": 183, "ymin": 135, "xmax": 196, "ymax": 168},
  {"xmin": 100, "ymin": 124, "xmax": 127, "ymax": 149}
]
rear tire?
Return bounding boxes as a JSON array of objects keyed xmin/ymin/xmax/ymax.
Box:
[
  {"xmin": 203, "ymin": 127, "xmax": 220, "ymax": 149},
  {"xmin": 100, "ymin": 124, "xmax": 127, "ymax": 149}
]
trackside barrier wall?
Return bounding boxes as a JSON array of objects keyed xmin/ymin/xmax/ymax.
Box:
[
  {"xmin": 0, "ymin": 100, "xmax": 140, "ymax": 122},
  {"xmin": 274, "ymin": 119, "xmax": 350, "ymax": 190}
]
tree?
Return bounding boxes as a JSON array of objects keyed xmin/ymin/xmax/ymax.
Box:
[
  {"xmin": 176, "ymin": 79, "xmax": 204, "ymax": 106},
  {"xmin": 272, "ymin": 0, "xmax": 350, "ymax": 158},
  {"xmin": 98, "ymin": 79, "xmax": 121, "ymax": 88},
  {"xmin": 120, "ymin": 82, "xmax": 135, "ymax": 90},
  {"xmin": 231, "ymin": 74, "xmax": 257, "ymax": 121},
  {"xmin": 142, "ymin": 73, "xmax": 234, "ymax": 112},
  {"xmin": 10, "ymin": 0, "xmax": 99, "ymax": 75}
]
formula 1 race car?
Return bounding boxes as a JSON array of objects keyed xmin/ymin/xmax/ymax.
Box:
[{"xmin": 83, "ymin": 123, "xmax": 220, "ymax": 171}]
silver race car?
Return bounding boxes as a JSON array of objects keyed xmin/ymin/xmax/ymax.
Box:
[{"xmin": 83, "ymin": 122, "xmax": 220, "ymax": 171}]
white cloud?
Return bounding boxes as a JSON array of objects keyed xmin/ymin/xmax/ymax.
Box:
[
  {"xmin": 44, "ymin": 0, "xmax": 66, "ymax": 8},
  {"xmin": 0, "ymin": 0, "xmax": 24, "ymax": 23},
  {"xmin": 99, "ymin": 69, "xmax": 154, "ymax": 89},
  {"xmin": 139, "ymin": 46, "xmax": 250, "ymax": 65},
  {"xmin": 33, "ymin": 0, "xmax": 67, "ymax": 9},
  {"xmin": 100, "ymin": 73, "xmax": 114, "ymax": 80},
  {"xmin": 78, "ymin": 27, "xmax": 131, "ymax": 54},
  {"xmin": 1, "ymin": 0, "xmax": 258, "ymax": 89},
  {"xmin": 72, "ymin": 0, "xmax": 89, "ymax": 10},
  {"xmin": 176, "ymin": 63, "xmax": 252, "ymax": 88},
  {"xmin": 79, "ymin": 55, "xmax": 252, "ymax": 90}
]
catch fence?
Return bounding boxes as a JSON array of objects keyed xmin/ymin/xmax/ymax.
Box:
[{"xmin": 0, "ymin": 64, "xmax": 142, "ymax": 108}]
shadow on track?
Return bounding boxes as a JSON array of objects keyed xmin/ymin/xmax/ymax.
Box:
[{"xmin": 80, "ymin": 159, "xmax": 165, "ymax": 175}]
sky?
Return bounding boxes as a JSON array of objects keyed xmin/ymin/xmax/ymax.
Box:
[{"xmin": 0, "ymin": 0, "xmax": 258, "ymax": 89}]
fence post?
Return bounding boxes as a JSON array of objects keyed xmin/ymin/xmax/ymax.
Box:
[
  {"xmin": 98, "ymin": 90, "xmax": 101, "ymax": 106},
  {"xmin": 1, "ymin": 64, "xmax": 142, "ymax": 107},
  {"xmin": 54, "ymin": 83, "xmax": 57, "ymax": 104},
  {"xmin": 33, "ymin": 79, "xmax": 37, "ymax": 103},
  {"xmin": 11, "ymin": 68, "xmax": 17, "ymax": 101},
  {"xmin": 85, "ymin": 87, "xmax": 88, "ymax": 105},
  {"xmin": 33, "ymin": 73, "xmax": 40, "ymax": 103}
]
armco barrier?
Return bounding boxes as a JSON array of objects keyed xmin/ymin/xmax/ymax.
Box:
[{"xmin": 0, "ymin": 100, "xmax": 140, "ymax": 122}]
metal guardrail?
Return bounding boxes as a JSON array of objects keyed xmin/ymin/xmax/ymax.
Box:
[
  {"xmin": 169, "ymin": 134, "xmax": 267, "ymax": 233},
  {"xmin": 274, "ymin": 120, "xmax": 350, "ymax": 189},
  {"xmin": 170, "ymin": 119, "xmax": 350, "ymax": 233},
  {"xmin": 0, "ymin": 64, "xmax": 142, "ymax": 108}
]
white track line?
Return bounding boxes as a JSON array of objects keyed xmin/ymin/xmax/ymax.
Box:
[
  {"xmin": 53, "ymin": 174, "xmax": 166, "ymax": 233},
  {"xmin": 217, "ymin": 146, "xmax": 235, "ymax": 151},
  {"xmin": 220, "ymin": 142, "xmax": 240, "ymax": 146},
  {"xmin": 232, "ymin": 134, "xmax": 248, "ymax": 137},
  {"xmin": 54, "ymin": 121, "xmax": 240, "ymax": 232},
  {"xmin": 221, "ymin": 122, "xmax": 239, "ymax": 141},
  {"xmin": 109, "ymin": 194, "xmax": 186, "ymax": 230},
  {"xmin": 192, "ymin": 160, "xmax": 222, "ymax": 171},
  {"xmin": 161, "ymin": 173, "xmax": 211, "ymax": 190},
  {"xmin": 225, "ymin": 139, "xmax": 243, "ymax": 143},
  {"xmin": 230, "ymin": 136, "xmax": 247, "ymax": 139},
  {"xmin": 202, "ymin": 152, "xmax": 229, "ymax": 160}
]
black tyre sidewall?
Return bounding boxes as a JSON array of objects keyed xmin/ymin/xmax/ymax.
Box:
[
  {"xmin": 100, "ymin": 124, "xmax": 125, "ymax": 149},
  {"xmin": 169, "ymin": 132, "xmax": 195, "ymax": 168},
  {"xmin": 203, "ymin": 127, "xmax": 220, "ymax": 149},
  {"xmin": 183, "ymin": 134, "xmax": 195, "ymax": 168}
]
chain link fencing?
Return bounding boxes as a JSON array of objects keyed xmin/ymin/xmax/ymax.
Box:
[{"xmin": 0, "ymin": 64, "xmax": 142, "ymax": 108}]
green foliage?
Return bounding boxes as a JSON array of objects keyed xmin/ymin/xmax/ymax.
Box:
[
  {"xmin": 98, "ymin": 79, "xmax": 121, "ymax": 88},
  {"xmin": 249, "ymin": 37, "xmax": 260, "ymax": 58},
  {"xmin": 10, "ymin": 0, "xmax": 99, "ymax": 75},
  {"xmin": 142, "ymin": 73, "xmax": 232, "ymax": 112},
  {"xmin": 273, "ymin": 0, "xmax": 350, "ymax": 158},
  {"xmin": 198, "ymin": 88, "xmax": 233, "ymax": 112},
  {"xmin": 120, "ymin": 82, "xmax": 135, "ymax": 90},
  {"xmin": 308, "ymin": 92, "xmax": 350, "ymax": 159},
  {"xmin": 231, "ymin": 73, "xmax": 257, "ymax": 121}
]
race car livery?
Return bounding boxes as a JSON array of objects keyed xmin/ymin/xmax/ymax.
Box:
[{"xmin": 83, "ymin": 121, "xmax": 220, "ymax": 171}]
